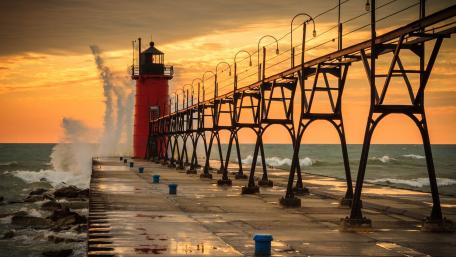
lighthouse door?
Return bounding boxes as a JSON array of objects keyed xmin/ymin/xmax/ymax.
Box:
[{"xmin": 147, "ymin": 106, "xmax": 160, "ymax": 159}]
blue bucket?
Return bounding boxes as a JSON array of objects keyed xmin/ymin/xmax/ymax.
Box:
[
  {"xmin": 123, "ymin": 159, "xmax": 127, "ymax": 164},
  {"xmin": 253, "ymin": 234, "xmax": 273, "ymax": 256},
  {"xmin": 138, "ymin": 167, "xmax": 144, "ymax": 173},
  {"xmin": 168, "ymin": 184, "xmax": 178, "ymax": 195},
  {"xmin": 152, "ymin": 175, "xmax": 160, "ymax": 184},
  {"xmin": 129, "ymin": 162, "xmax": 134, "ymax": 168}
]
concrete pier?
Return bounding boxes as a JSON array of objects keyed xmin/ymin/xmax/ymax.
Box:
[{"xmin": 88, "ymin": 157, "xmax": 456, "ymax": 257}]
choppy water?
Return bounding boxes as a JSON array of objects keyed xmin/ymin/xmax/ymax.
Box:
[
  {"xmin": 0, "ymin": 144, "xmax": 87, "ymax": 257},
  {"xmin": 215, "ymin": 144, "xmax": 456, "ymax": 196},
  {"xmin": 0, "ymin": 143, "xmax": 455, "ymax": 256}
]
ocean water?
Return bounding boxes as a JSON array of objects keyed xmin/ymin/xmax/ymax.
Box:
[
  {"xmin": 215, "ymin": 144, "xmax": 456, "ymax": 196},
  {"xmin": 0, "ymin": 144, "xmax": 87, "ymax": 257},
  {"xmin": 0, "ymin": 143, "xmax": 455, "ymax": 256}
]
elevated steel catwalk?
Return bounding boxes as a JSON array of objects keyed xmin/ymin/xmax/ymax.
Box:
[{"xmin": 148, "ymin": 4, "xmax": 456, "ymax": 232}]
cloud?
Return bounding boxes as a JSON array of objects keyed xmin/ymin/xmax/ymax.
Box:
[{"xmin": 5, "ymin": 0, "xmax": 445, "ymax": 56}]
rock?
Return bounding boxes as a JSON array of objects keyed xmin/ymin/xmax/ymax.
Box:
[
  {"xmin": 12, "ymin": 211, "xmax": 27, "ymax": 217},
  {"xmin": 7, "ymin": 200, "xmax": 24, "ymax": 204},
  {"xmin": 41, "ymin": 201, "xmax": 62, "ymax": 211},
  {"xmin": 54, "ymin": 186, "xmax": 87, "ymax": 198},
  {"xmin": 43, "ymin": 192, "xmax": 56, "ymax": 201},
  {"xmin": 2, "ymin": 230, "xmax": 15, "ymax": 239},
  {"xmin": 47, "ymin": 235, "xmax": 65, "ymax": 243},
  {"xmin": 29, "ymin": 188, "xmax": 48, "ymax": 196},
  {"xmin": 72, "ymin": 224, "xmax": 87, "ymax": 233},
  {"xmin": 11, "ymin": 214, "xmax": 52, "ymax": 229},
  {"xmin": 24, "ymin": 195, "xmax": 44, "ymax": 202},
  {"xmin": 0, "ymin": 196, "xmax": 4, "ymax": 202},
  {"xmin": 48, "ymin": 235, "xmax": 84, "ymax": 243},
  {"xmin": 48, "ymin": 207, "xmax": 87, "ymax": 226},
  {"xmin": 60, "ymin": 200, "xmax": 88, "ymax": 210},
  {"xmin": 42, "ymin": 249, "xmax": 73, "ymax": 257},
  {"xmin": 78, "ymin": 188, "xmax": 89, "ymax": 198}
]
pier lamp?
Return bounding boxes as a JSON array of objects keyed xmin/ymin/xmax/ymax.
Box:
[
  {"xmin": 192, "ymin": 78, "xmax": 203, "ymax": 105},
  {"xmin": 202, "ymin": 71, "xmax": 216, "ymax": 101},
  {"xmin": 234, "ymin": 50, "xmax": 252, "ymax": 91},
  {"xmin": 257, "ymin": 35, "xmax": 279, "ymax": 81},
  {"xmin": 290, "ymin": 13, "xmax": 316, "ymax": 67},
  {"xmin": 170, "ymin": 92, "xmax": 178, "ymax": 113},
  {"xmin": 174, "ymin": 88, "xmax": 186, "ymax": 111},
  {"xmin": 183, "ymin": 84, "xmax": 193, "ymax": 109},
  {"xmin": 215, "ymin": 62, "xmax": 232, "ymax": 98}
]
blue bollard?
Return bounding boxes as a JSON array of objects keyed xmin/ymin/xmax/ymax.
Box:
[
  {"xmin": 119, "ymin": 156, "xmax": 123, "ymax": 161},
  {"xmin": 152, "ymin": 175, "xmax": 160, "ymax": 184},
  {"xmin": 253, "ymin": 234, "xmax": 273, "ymax": 256},
  {"xmin": 168, "ymin": 184, "xmax": 178, "ymax": 195},
  {"xmin": 129, "ymin": 162, "xmax": 134, "ymax": 168},
  {"xmin": 123, "ymin": 159, "xmax": 127, "ymax": 164},
  {"xmin": 138, "ymin": 167, "xmax": 144, "ymax": 173}
]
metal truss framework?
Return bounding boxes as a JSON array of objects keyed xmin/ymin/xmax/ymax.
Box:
[{"xmin": 146, "ymin": 4, "xmax": 456, "ymax": 231}]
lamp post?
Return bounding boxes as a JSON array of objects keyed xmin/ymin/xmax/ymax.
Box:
[
  {"xmin": 191, "ymin": 78, "xmax": 202, "ymax": 106},
  {"xmin": 202, "ymin": 71, "xmax": 215, "ymax": 101},
  {"xmin": 290, "ymin": 13, "xmax": 316, "ymax": 67},
  {"xmin": 174, "ymin": 88, "xmax": 185, "ymax": 112},
  {"xmin": 257, "ymin": 35, "xmax": 279, "ymax": 81},
  {"xmin": 234, "ymin": 50, "xmax": 252, "ymax": 91},
  {"xmin": 215, "ymin": 62, "xmax": 232, "ymax": 98},
  {"xmin": 183, "ymin": 84, "xmax": 193, "ymax": 109},
  {"xmin": 170, "ymin": 92, "xmax": 178, "ymax": 113}
]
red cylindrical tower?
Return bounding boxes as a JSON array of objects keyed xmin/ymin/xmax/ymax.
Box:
[{"xmin": 132, "ymin": 39, "xmax": 173, "ymax": 158}]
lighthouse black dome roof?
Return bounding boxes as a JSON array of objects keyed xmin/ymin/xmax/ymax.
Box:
[{"xmin": 142, "ymin": 41, "xmax": 163, "ymax": 55}]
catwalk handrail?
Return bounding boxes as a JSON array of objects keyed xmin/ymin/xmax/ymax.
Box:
[{"xmin": 158, "ymin": 4, "xmax": 456, "ymax": 120}]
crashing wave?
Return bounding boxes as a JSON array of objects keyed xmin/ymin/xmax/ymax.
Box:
[
  {"xmin": 370, "ymin": 155, "xmax": 396, "ymax": 163},
  {"xmin": 10, "ymin": 169, "xmax": 89, "ymax": 189},
  {"xmin": 0, "ymin": 161, "xmax": 18, "ymax": 166},
  {"xmin": 368, "ymin": 177, "xmax": 456, "ymax": 188},
  {"xmin": 241, "ymin": 155, "xmax": 314, "ymax": 167},
  {"xmin": 402, "ymin": 154, "xmax": 425, "ymax": 159}
]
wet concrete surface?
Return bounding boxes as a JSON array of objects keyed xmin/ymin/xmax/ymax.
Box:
[{"xmin": 88, "ymin": 158, "xmax": 456, "ymax": 257}]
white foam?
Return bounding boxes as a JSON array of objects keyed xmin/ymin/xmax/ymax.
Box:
[
  {"xmin": 402, "ymin": 154, "xmax": 425, "ymax": 160},
  {"xmin": 368, "ymin": 177, "xmax": 456, "ymax": 188},
  {"xmin": 241, "ymin": 155, "xmax": 314, "ymax": 167},
  {"xmin": 18, "ymin": 207, "xmax": 44, "ymax": 218},
  {"xmin": 11, "ymin": 169, "xmax": 89, "ymax": 189},
  {"xmin": 0, "ymin": 161, "xmax": 18, "ymax": 166},
  {"xmin": 371, "ymin": 155, "xmax": 396, "ymax": 163}
]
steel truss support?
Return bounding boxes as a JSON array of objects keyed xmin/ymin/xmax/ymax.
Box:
[
  {"xmin": 217, "ymin": 128, "xmax": 245, "ymax": 186},
  {"xmin": 280, "ymin": 62, "xmax": 354, "ymax": 208},
  {"xmin": 241, "ymin": 78, "xmax": 299, "ymax": 194},
  {"xmin": 341, "ymin": 31, "xmax": 454, "ymax": 232}
]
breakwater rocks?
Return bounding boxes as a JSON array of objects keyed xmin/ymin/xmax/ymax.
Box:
[{"xmin": 0, "ymin": 186, "xmax": 88, "ymax": 256}]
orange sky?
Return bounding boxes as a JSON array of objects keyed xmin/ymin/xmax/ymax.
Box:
[{"xmin": 0, "ymin": 0, "xmax": 455, "ymax": 144}]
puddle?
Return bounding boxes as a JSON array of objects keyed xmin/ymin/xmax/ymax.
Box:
[
  {"xmin": 135, "ymin": 246, "xmax": 167, "ymax": 254},
  {"xmin": 136, "ymin": 214, "xmax": 166, "ymax": 219}
]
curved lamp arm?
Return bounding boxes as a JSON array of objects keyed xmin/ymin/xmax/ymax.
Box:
[
  {"xmin": 290, "ymin": 13, "xmax": 316, "ymax": 67},
  {"xmin": 202, "ymin": 71, "xmax": 215, "ymax": 102},
  {"xmin": 192, "ymin": 78, "xmax": 202, "ymax": 104}
]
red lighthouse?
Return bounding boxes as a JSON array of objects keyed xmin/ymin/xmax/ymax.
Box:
[{"xmin": 132, "ymin": 38, "xmax": 173, "ymax": 158}]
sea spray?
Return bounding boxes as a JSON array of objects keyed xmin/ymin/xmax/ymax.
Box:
[
  {"xmin": 90, "ymin": 46, "xmax": 135, "ymax": 156},
  {"xmin": 49, "ymin": 118, "xmax": 95, "ymax": 188},
  {"xmin": 90, "ymin": 45, "xmax": 117, "ymax": 156},
  {"xmin": 42, "ymin": 47, "xmax": 135, "ymax": 188}
]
